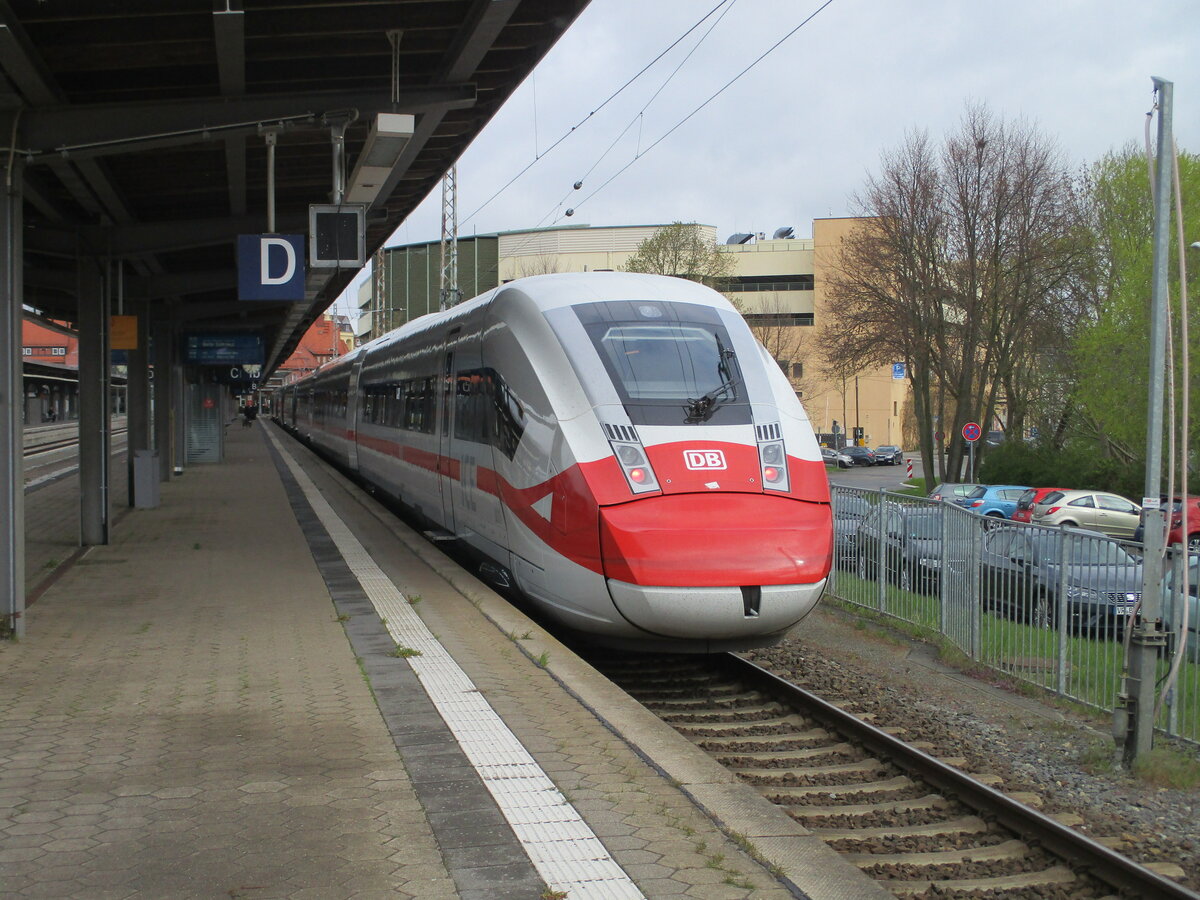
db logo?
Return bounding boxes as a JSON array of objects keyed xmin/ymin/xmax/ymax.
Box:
[{"xmin": 684, "ymin": 449, "xmax": 727, "ymax": 470}]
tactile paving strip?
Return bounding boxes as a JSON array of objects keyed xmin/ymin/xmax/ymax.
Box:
[{"xmin": 268, "ymin": 430, "xmax": 645, "ymax": 900}]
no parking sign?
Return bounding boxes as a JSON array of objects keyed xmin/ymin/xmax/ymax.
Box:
[{"xmin": 962, "ymin": 422, "xmax": 981, "ymax": 443}]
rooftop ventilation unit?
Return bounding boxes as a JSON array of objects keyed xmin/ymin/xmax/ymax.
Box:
[
  {"xmin": 725, "ymin": 233, "xmax": 754, "ymax": 245},
  {"xmin": 773, "ymin": 226, "xmax": 795, "ymax": 240}
]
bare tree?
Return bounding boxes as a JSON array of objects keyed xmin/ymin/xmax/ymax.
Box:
[
  {"xmin": 745, "ymin": 292, "xmax": 812, "ymax": 398},
  {"xmin": 824, "ymin": 104, "xmax": 1090, "ymax": 484},
  {"xmin": 514, "ymin": 251, "xmax": 563, "ymax": 278},
  {"xmin": 622, "ymin": 222, "xmax": 733, "ymax": 287}
]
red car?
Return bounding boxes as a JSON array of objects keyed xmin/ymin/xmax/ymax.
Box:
[
  {"xmin": 1135, "ymin": 495, "xmax": 1200, "ymax": 552},
  {"xmin": 1010, "ymin": 487, "xmax": 1064, "ymax": 524}
]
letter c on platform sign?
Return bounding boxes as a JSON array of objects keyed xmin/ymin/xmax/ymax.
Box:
[{"xmin": 260, "ymin": 237, "xmax": 296, "ymax": 285}]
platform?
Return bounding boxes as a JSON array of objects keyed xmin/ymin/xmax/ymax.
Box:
[{"xmin": 0, "ymin": 420, "xmax": 886, "ymax": 899}]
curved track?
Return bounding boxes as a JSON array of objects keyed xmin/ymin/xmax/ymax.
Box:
[{"xmin": 591, "ymin": 652, "xmax": 1197, "ymax": 898}]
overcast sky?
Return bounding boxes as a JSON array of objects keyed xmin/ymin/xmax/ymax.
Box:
[{"xmin": 337, "ymin": 0, "xmax": 1197, "ymax": 309}]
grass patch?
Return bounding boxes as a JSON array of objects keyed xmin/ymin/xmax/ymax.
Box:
[
  {"xmin": 389, "ymin": 645, "xmax": 421, "ymax": 658},
  {"xmin": 533, "ymin": 650, "xmax": 550, "ymax": 668},
  {"xmin": 1132, "ymin": 747, "xmax": 1200, "ymax": 789},
  {"xmin": 406, "ymin": 594, "xmax": 421, "ymax": 605}
]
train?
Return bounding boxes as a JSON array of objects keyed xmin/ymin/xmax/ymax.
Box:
[{"xmin": 276, "ymin": 272, "xmax": 832, "ymax": 652}]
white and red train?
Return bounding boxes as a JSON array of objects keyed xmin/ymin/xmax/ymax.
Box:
[{"xmin": 276, "ymin": 272, "xmax": 832, "ymax": 652}]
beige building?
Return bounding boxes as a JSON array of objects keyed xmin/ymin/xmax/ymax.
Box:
[{"xmin": 360, "ymin": 219, "xmax": 910, "ymax": 450}]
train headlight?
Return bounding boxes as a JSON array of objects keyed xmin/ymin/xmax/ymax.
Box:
[
  {"xmin": 757, "ymin": 439, "xmax": 790, "ymax": 492},
  {"xmin": 616, "ymin": 444, "xmax": 644, "ymax": 466},
  {"xmin": 610, "ymin": 440, "xmax": 659, "ymax": 494}
]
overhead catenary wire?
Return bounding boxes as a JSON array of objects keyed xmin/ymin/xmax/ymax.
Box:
[
  {"xmin": 524, "ymin": 0, "xmax": 738, "ymax": 238},
  {"xmin": 460, "ymin": 0, "xmax": 738, "ymax": 229},
  {"xmin": 559, "ymin": 0, "xmax": 837, "ymax": 222},
  {"xmin": 566, "ymin": 0, "xmax": 740, "ymax": 200}
]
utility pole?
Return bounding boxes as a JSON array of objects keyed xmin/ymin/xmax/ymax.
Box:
[
  {"xmin": 439, "ymin": 164, "xmax": 460, "ymax": 311},
  {"xmin": 373, "ymin": 246, "xmax": 387, "ymax": 334},
  {"xmin": 1118, "ymin": 77, "xmax": 1173, "ymax": 766}
]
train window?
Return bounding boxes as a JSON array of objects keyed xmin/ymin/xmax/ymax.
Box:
[
  {"xmin": 454, "ymin": 369, "xmax": 493, "ymax": 444},
  {"xmin": 402, "ymin": 376, "xmax": 436, "ymax": 434},
  {"xmin": 573, "ymin": 300, "xmax": 750, "ymax": 426},
  {"xmin": 491, "ymin": 372, "xmax": 526, "ymax": 460}
]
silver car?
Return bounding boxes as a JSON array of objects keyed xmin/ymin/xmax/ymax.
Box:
[{"xmin": 1030, "ymin": 489, "xmax": 1142, "ymax": 539}]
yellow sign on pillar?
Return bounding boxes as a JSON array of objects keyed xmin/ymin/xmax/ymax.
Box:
[{"xmin": 111, "ymin": 315, "xmax": 138, "ymax": 350}]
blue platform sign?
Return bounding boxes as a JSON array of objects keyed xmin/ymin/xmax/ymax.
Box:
[
  {"xmin": 184, "ymin": 334, "xmax": 263, "ymax": 365},
  {"xmin": 237, "ymin": 234, "xmax": 305, "ymax": 301},
  {"xmin": 892, "ymin": 362, "xmax": 906, "ymax": 380}
]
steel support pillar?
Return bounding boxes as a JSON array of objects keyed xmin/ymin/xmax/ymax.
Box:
[
  {"xmin": 78, "ymin": 259, "xmax": 111, "ymax": 546},
  {"xmin": 125, "ymin": 301, "xmax": 151, "ymax": 505},
  {"xmin": 152, "ymin": 313, "xmax": 174, "ymax": 481},
  {"xmin": 172, "ymin": 339, "xmax": 186, "ymax": 476},
  {"xmin": 1, "ymin": 158, "xmax": 24, "ymax": 637}
]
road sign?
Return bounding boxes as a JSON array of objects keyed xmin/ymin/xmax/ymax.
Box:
[
  {"xmin": 962, "ymin": 422, "xmax": 981, "ymax": 443},
  {"xmin": 892, "ymin": 362, "xmax": 906, "ymax": 380}
]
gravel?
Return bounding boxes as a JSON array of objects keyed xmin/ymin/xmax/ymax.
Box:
[{"xmin": 744, "ymin": 606, "xmax": 1200, "ymax": 892}]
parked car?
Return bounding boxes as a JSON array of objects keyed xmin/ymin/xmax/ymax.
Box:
[
  {"xmin": 821, "ymin": 447, "xmax": 840, "ymax": 465},
  {"xmin": 1010, "ymin": 487, "xmax": 1065, "ymax": 524},
  {"xmin": 980, "ymin": 525, "xmax": 1142, "ymax": 632},
  {"xmin": 872, "ymin": 445, "xmax": 904, "ymax": 466},
  {"xmin": 1133, "ymin": 496, "xmax": 1200, "ymax": 553},
  {"xmin": 855, "ymin": 503, "xmax": 971, "ymax": 594},
  {"xmin": 1162, "ymin": 553, "xmax": 1198, "ymax": 654},
  {"xmin": 1030, "ymin": 490, "xmax": 1142, "ymax": 539},
  {"xmin": 832, "ymin": 493, "xmax": 873, "ymax": 567},
  {"xmin": 927, "ymin": 483, "xmax": 982, "ymax": 503},
  {"xmin": 953, "ymin": 484, "xmax": 1031, "ymax": 519},
  {"xmin": 838, "ymin": 446, "xmax": 876, "ymax": 467}
]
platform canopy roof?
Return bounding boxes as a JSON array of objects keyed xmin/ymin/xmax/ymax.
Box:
[{"xmin": 0, "ymin": 0, "xmax": 590, "ymax": 375}]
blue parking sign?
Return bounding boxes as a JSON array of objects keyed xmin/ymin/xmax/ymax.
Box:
[
  {"xmin": 237, "ymin": 234, "xmax": 305, "ymax": 300},
  {"xmin": 892, "ymin": 362, "xmax": 906, "ymax": 379}
]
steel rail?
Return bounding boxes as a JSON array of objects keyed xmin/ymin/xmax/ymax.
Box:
[{"xmin": 725, "ymin": 652, "xmax": 1200, "ymax": 900}]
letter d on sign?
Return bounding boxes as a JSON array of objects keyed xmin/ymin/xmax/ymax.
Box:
[
  {"xmin": 260, "ymin": 237, "xmax": 296, "ymax": 285},
  {"xmin": 237, "ymin": 233, "xmax": 305, "ymax": 300}
]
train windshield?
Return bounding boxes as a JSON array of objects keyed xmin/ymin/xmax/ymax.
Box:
[{"xmin": 574, "ymin": 300, "xmax": 750, "ymax": 425}]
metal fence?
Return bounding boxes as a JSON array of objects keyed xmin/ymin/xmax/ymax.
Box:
[{"xmin": 829, "ymin": 486, "xmax": 1199, "ymax": 748}]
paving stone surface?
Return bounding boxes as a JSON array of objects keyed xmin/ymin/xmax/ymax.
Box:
[
  {"xmin": 2, "ymin": 425, "xmax": 454, "ymax": 898},
  {"xmin": 281, "ymin": 428, "xmax": 799, "ymax": 900}
]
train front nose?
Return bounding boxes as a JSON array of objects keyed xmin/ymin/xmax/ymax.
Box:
[{"xmin": 598, "ymin": 493, "xmax": 832, "ymax": 639}]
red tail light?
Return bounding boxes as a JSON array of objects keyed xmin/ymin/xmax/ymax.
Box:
[
  {"xmin": 971, "ymin": 500, "xmax": 984, "ymax": 507},
  {"xmin": 629, "ymin": 468, "xmax": 647, "ymax": 483},
  {"xmin": 1046, "ymin": 506, "xmax": 1061, "ymax": 515},
  {"xmin": 763, "ymin": 466, "xmax": 781, "ymax": 483}
]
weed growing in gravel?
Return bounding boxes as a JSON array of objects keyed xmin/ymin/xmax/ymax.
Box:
[
  {"xmin": 406, "ymin": 594, "xmax": 421, "ymax": 604},
  {"xmin": 1133, "ymin": 747, "xmax": 1200, "ymax": 790},
  {"xmin": 390, "ymin": 645, "xmax": 421, "ymax": 658}
]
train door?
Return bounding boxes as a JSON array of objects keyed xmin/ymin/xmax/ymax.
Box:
[
  {"xmin": 345, "ymin": 356, "xmax": 365, "ymax": 470},
  {"xmin": 437, "ymin": 328, "xmax": 461, "ymax": 536}
]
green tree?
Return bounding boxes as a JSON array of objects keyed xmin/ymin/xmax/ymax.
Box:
[
  {"xmin": 621, "ymin": 222, "xmax": 733, "ymax": 287},
  {"xmin": 1070, "ymin": 146, "xmax": 1200, "ymax": 488}
]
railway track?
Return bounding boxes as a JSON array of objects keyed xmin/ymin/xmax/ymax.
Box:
[
  {"xmin": 24, "ymin": 427, "xmax": 127, "ymax": 458},
  {"xmin": 592, "ymin": 652, "xmax": 1197, "ymax": 899}
]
